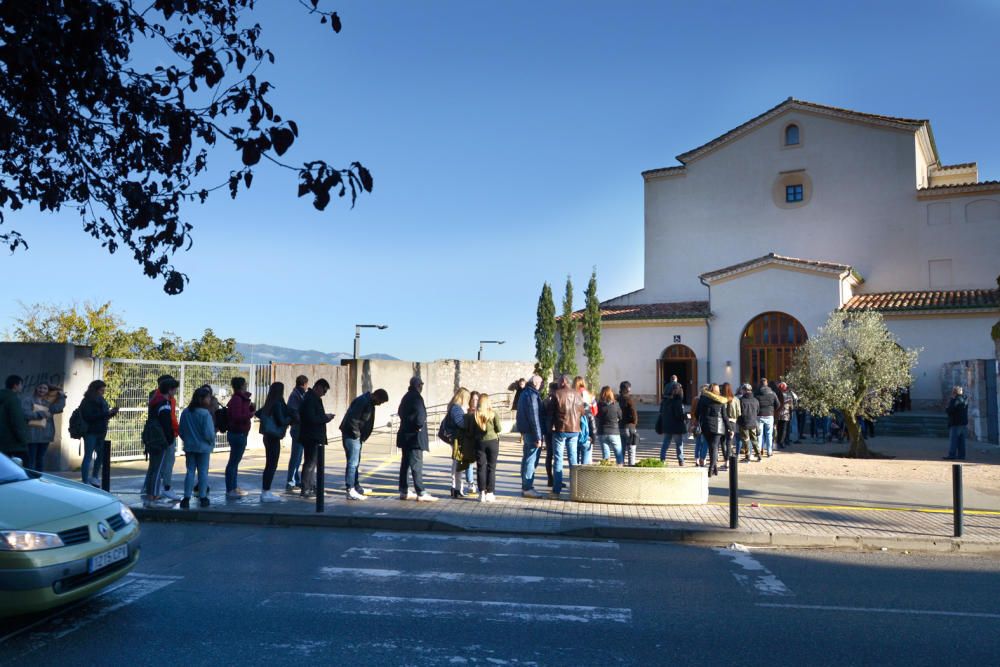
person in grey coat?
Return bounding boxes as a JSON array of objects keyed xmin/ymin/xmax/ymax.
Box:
[
  {"xmin": 21, "ymin": 383, "xmax": 66, "ymax": 471},
  {"xmin": 396, "ymin": 376, "xmax": 436, "ymax": 502}
]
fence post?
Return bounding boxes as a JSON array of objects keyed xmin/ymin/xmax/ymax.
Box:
[
  {"xmin": 952, "ymin": 464, "xmax": 963, "ymax": 538},
  {"xmin": 729, "ymin": 455, "xmax": 738, "ymax": 529},
  {"xmin": 316, "ymin": 444, "xmax": 325, "ymax": 513},
  {"xmin": 102, "ymin": 439, "xmax": 112, "ymax": 492}
]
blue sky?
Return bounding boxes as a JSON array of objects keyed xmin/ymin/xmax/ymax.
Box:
[{"xmin": 2, "ymin": 0, "xmax": 999, "ymax": 361}]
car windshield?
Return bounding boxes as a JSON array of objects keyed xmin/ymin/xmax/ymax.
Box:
[{"xmin": 0, "ymin": 452, "xmax": 30, "ymax": 484}]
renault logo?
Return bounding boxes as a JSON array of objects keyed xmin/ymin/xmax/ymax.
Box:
[{"xmin": 97, "ymin": 521, "xmax": 112, "ymax": 540}]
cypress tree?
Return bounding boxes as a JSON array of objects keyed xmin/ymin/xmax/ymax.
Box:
[
  {"xmin": 534, "ymin": 282, "xmax": 557, "ymax": 391},
  {"xmin": 559, "ymin": 276, "xmax": 578, "ymax": 377},
  {"xmin": 582, "ymin": 268, "xmax": 603, "ymax": 392}
]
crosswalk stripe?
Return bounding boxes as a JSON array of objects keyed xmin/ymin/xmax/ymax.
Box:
[
  {"xmin": 342, "ymin": 546, "xmax": 624, "ymax": 565},
  {"xmin": 318, "ymin": 566, "xmax": 623, "ymax": 589},
  {"xmin": 369, "ymin": 532, "xmax": 620, "ymax": 550}
]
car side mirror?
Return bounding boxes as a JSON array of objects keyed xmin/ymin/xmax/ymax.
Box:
[{"xmin": 11, "ymin": 456, "xmax": 24, "ymax": 468}]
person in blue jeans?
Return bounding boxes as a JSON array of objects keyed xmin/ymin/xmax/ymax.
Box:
[
  {"xmin": 595, "ymin": 386, "xmax": 623, "ymax": 464},
  {"xmin": 755, "ymin": 379, "xmax": 779, "ymax": 457},
  {"xmin": 517, "ymin": 375, "xmax": 545, "ymax": 497},
  {"xmin": 548, "ymin": 375, "xmax": 585, "ymax": 498},
  {"xmin": 339, "ymin": 387, "xmax": 390, "ymax": 500},
  {"xmin": 285, "ymin": 375, "xmax": 308, "ymax": 491},
  {"xmin": 78, "ymin": 380, "xmax": 119, "ymax": 486},
  {"xmin": 179, "ymin": 386, "xmax": 216, "ymax": 509},
  {"xmin": 944, "ymin": 386, "xmax": 969, "ymax": 460},
  {"xmin": 225, "ymin": 377, "xmax": 255, "ymax": 498}
]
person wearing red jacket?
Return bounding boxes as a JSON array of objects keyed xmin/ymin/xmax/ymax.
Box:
[
  {"xmin": 225, "ymin": 376, "xmax": 255, "ymax": 498},
  {"xmin": 148, "ymin": 374, "xmax": 181, "ymax": 500}
]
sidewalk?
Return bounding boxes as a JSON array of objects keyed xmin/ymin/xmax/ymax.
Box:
[{"xmin": 86, "ymin": 432, "xmax": 1000, "ymax": 554}]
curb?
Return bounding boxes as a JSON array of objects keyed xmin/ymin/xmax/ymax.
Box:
[{"xmin": 131, "ymin": 508, "xmax": 1000, "ymax": 555}]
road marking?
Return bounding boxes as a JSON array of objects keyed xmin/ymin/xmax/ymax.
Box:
[
  {"xmin": 714, "ymin": 546, "xmax": 792, "ymax": 597},
  {"xmin": 0, "ymin": 573, "xmax": 182, "ymax": 654},
  {"xmin": 757, "ymin": 602, "xmax": 1000, "ymax": 619},
  {"xmin": 263, "ymin": 592, "xmax": 632, "ymax": 623},
  {"xmin": 318, "ymin": 566, "xmax": 621, "ymax": 589},
  {"xmin": 369, "ymin": 532, "xmax": 619, "ymax": 550},
  {"xmin": 342, "ymin": 546, "xmax": 624, "ymax": 566}
]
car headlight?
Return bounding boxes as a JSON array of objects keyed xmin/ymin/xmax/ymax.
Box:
[
  {"xmin": 119, "ymin": 503, "xmax": 136, "ymax": 526},
  {"xmin": 0, "ymin": 530, "xmax": 65, "ymax": 551}
]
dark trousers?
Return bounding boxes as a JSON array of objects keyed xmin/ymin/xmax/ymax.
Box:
[
  {"xmin": 476, "ymin": 438, "xmax": 500, "ymax": 493},
  {"xmin": 262, "ymin": 435, "xmax": 281, "ymax": 491},
  {"xmin": 705, "ymin": 433, "xmax": 722, "ymax": 475},
  {"xmin": 300, "ymin": 441, "xmax": 319, "ymax": 495},
  {"xmin": 544, "ymin": 432, "xmax": 554, "ymax": 486},
  {"xmin": 143, "ymin": 446, "xmax": 166, "ymax": 498},
  {"xmin": 795, "ymin": 411, "xmax": 806, "ymax": 441},
  {"xmin": 776, "ymin": 420, "xmax": 790, "ymax": 448},
  {"xmin": 722, "ymin": 429, "xmax": 734, "ymax": 461},
  {"xmin": 27, "ymin": 442, "xmax": 49, "ymax": 471},
  {"xmin": 398, "ymin": 448, "xmax": 425, "ymax": 495}
]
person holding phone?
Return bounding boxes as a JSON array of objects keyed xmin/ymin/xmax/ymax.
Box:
[
  {"xmin": 79, "ymin": 380, "xmax": 119, "ymax": 486},
  {"xmin": 298, "ymin": 378, "xmax": 335, "ymax": 498}
]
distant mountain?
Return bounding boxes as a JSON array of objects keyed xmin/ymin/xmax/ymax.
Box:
[{"xmin": 236, "ymin": 343, "xmax": 397, "ymax": 365}]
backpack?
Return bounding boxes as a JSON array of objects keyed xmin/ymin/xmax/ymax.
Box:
[
  {"xmin": 214, "ymin": 406, "xmax": 229, "ymax": 433},
  {"xmin": 68, "ymin": 407, "xmax": 87, "ymax": 439},
  {"xmin": 141, "ymin": 415, "xmax": 168, "ymax": 452},
  {"xmin": 437, "ymin": 411, "xmax": 457, "ymax": 445}
]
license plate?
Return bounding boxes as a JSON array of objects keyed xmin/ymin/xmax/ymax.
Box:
[{"xmin": 88, "ymin": 544, "xmax": 128, "ymax": 573}]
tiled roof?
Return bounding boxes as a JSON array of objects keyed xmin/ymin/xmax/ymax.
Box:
[
  {"xmin": 842, "ymin": 289, "xmax": 1000, "ymax": 313},
  {"xmin": 562, "ymin": 300, "xmax": 711, "ymax": 322},
  {"xmin": 699, "ymin": 253, "xmax": 853, "ymax": 282},
  {"xmin": 917, "ymin": 179, "xmax": 1000, "ymax": 193},
  {"xmin": 935, "ymin": 162, "xmax": 976, "ymax": 171}
]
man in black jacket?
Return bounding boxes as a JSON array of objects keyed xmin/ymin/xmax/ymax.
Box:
[
  {"xmin": 755, "ymin": 379, "xmax": 779, "ymax": 457},
  {"xmin": 339, "ymin": 388, "xmax": 389, "ymax": 500},
  {"xmin": 396, "ymin": 376, "xmax": 436, "ymax": 501},
  {"xmin": 299, "ymin": 379, "xmax": 335, "ymax": 498},
  {"xmin": 737, "ymin": 384, "xmax": 761, "ymax": 462},
  {"xmin": 944, "ymin": 386, "xmax": 969, "ymax": 461}
]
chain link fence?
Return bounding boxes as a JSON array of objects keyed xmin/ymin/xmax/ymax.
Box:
[{"xmin": 96, "ymin": 358, "xmax": 272, "ymax": 460}]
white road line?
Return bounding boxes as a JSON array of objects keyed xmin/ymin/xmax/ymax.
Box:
[
  {"xmin": 0, "ymin": 573, "xmax": 182, "ymax": 654},
  {"xmin": 342, "ymin": 546, "xmax": 624, "ymax": 566},
  {"xmin": 369, "ymin": 532, "xmax": 619, "ymax": 550},
  {"xmin": 263, "ymin": 592, "xmax": 632, "ymax": 624},
  {"xmin": 757, "ymin": 603, "xmax": 1000, "ymax": 619},
  {"xmin": 318, "ymin": 566, "xmax": 622, "ymax": 589},
  {"xmin": 714, "ymin": 546, "xmax": 792, "ymax": 597}
]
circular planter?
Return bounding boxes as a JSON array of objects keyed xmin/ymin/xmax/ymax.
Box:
[{"xmin": 570, "ymin": 464, "xmax": 708, "ymax": 505}]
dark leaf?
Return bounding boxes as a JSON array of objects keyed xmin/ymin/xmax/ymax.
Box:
[
  {"xmin": 241, "ymin": 143, "xmax": 261, "ymax": 166},
  {"xmin": 269, "ymin": 127, "xmax": 294, "ymax": 156}
]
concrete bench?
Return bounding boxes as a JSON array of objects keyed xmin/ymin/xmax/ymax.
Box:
[{"xmin": 570, "ymin": 464, "xmax": 708, "ymax": 505}]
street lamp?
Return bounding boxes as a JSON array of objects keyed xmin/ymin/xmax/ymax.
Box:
[
  {"xmin": 478, "ymin": 340, "xmax": 505, "ymax": 361},
  {"xmin": 354, "ymin": 324, "xmax": 388, "ymax": 360}
]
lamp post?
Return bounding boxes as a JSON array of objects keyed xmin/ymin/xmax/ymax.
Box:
[
  {"xmin": 354, "ymin": 324, "xmax": 388, "ymax": 360},
  {"xmin": 478, "ymin": 340, "xmax": 505, "ymax": 361}
]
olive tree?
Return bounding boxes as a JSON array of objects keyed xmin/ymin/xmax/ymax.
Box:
[{"xmin": 786, "ymin": 310, "xmax": 918, "ymax": 458}]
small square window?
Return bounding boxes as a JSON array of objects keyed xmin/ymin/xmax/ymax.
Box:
[{"xmin": 785, "ymin": 184, "xmax": 803, "ymax": 202}]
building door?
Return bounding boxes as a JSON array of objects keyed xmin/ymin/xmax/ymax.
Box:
[
  {"xmin": 740, "ymin": 311, "xmax": 807, "ymax": 385},
  {"xmin": 659, "ymin": 344, "xmax": 697, "ymax": 403}
]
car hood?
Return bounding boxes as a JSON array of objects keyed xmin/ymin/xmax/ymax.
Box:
[{"xmin": 0, "ymin": 475, "xmax": 117, "ymax": 531}]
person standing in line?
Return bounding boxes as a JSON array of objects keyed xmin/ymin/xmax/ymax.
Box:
[
  {"xmin": 573, "ymin": 376, "xmax": 596, "ymax": 465},
  {"xmin": 258, "ymin": 382, "xmax": 293, "ymax": 503},
  {"xmin": 0, "ymin": 375, "xmax": 30, "ymax": 463},
  {"xmin": 284, "ymin": 375, "xmax": 308, "ymax": 493},
  {"xmin": 299, "ymin": 379, "xmax": 335, "ymax": 498},
  {"xmin": 659, "ymin": 383, "xmax": 687, "ymax": 465},
  {"xmin": 443, "ymin": 388, "xmax": 471, "ymax": 498},
  {"xmin": 143, "ymin": 376, "xmax": 179, "ymax": 507},
  {"xmin": 464, "ymin": 391, "xmax": 480, "ymax": 493},
  {"xmin": 340, "ymin": 387, "xmax": 390, "ymax": 500},
  {"xmin": 510, "ymin": 377, "xmax": 527, "ymax": 443},
  {"xmin": 736, "ymin": 384, "xmax": 761, "ymax": 462},
  {"xmin": 618, "ymin": 381, "xmax": 638, "ymax": 467},
  {"xmin": 21, "ymin": 383, "xmax": 66, "ymax": 471},
  {"xmin": 179, "ymin": 386, "xmax": 215, "ymax": 509},
  {"xmin": 695, "ymin": 383, "xmax": 727, "ymax": 477},
  {"xmin": 663, "ymin": 374, "xmax": 682, "ymax": 403},
  {"xmin": 148, "ymin": 374, "xmax": 181, "ymax": 501},
  {"xmin": 517, "ymin": 375, "xmax": 545, "ymax": 498},
  {"xmin": 944, "ymin": 386, "xmax": 969, "ymax": 461},
  {"xmin": 549, "ymin": 375, "xmax": 585, "ymax": 499},
  {"xmin": 720, "ymin": 382, "xmax": 739, "ymax": 470},
  {"xmin": 396, "ymin": 376, "xmax": 436, "ymax": 501},
  {"xmin": 224, "ymin": 376, "xmax": 255, "ymax": 498},
  {"xmin": 543, "ymin": 382, "xmax": 558, "ymax": 487},
  {"xmin": 596, "ymin": 386, "xmax": 623, "ymax": 464},
  {"xmin": 79, "ymin": 379, "xmax": 119, "ymax": 486},
  {"xmin": 775, "ymin": 382, "xmax": 792, "ymax": 450},
  {"xmin": 467, "ymin": 393, "xmax": 503, "ymax": 503},
  {"xmin": 689, "ymin": 384, "xmax": 709, "ymax": 466},
  {"xmin": 755, "ymin": 378, "xmax": 779, "ymax": 457}
]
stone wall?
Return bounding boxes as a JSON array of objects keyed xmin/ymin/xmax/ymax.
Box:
[{"xmin": 270, "ymin": 363, "xmax": 351, "ymax": 422}]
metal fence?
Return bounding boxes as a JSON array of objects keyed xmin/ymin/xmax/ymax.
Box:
[{"xmin": 96, "ymin": 358, "xmax": 273, "ymax": 461}]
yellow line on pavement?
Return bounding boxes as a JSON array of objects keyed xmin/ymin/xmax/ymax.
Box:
[{"xmin": 708, "ymin": 501, "xmax": 1000, "ymax": 516}]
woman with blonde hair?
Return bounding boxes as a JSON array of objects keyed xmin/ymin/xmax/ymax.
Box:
[
  {"xmin": 596, "ymin": 386, "xmax": 623, "ymax": 464},
  {"xmin": 465, "ymin": 393, "xmax": 503, "ymax": 502},
  {"xmin": 443, "ymin": 387, "xmax": 471, "ymax": 498},
  {"xmin": 573, "ymin": 376, "xmax": 596, "ymax": 465}
]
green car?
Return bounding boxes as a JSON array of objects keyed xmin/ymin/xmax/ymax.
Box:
[{"xmin": 0, "ymin": 452, "xmax": 141, "ymax": 618}]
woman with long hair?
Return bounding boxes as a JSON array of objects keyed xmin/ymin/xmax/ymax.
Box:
[
  {"xmin": 573, "ymin": 376, "xmax": 595, "ymax": 465},
  {"xmin": 465, "ymin": 393, "xmax": 503, "ymax": 503},
  {"xmin": 695, "ymin": 383, "xmax": 728, "ymax": 477},
  {"xmin": 179, "ymin": 386, "xmax": 215, "ymax": 509},
  {"xmin": 257, "ymin": 382, "xmax": 292, "ymax": 503},
  {"xmin": 78, "ymin": 380, "xmax": 120, "ymax": 487},
  {"xmin": 596, "ymin": 386, "xmax": 623, "ymax": 464},
  {"xmin": 21, "ymin": 383, "xmax": 66, "ymax": 472},
  {"xmin": 618, "ymin": 381, "xmax": 638, "ymax": 466},
  {"xmin": 720, "ymin": 382, "xmax": 740, "ymax": 469},
  {"xmin": 445, "ymin": 387, "xmax": 471, "ymax": 497},
  {"xmin": 465, "ymin": 391, "xmax": 480, "ymax": 493}
]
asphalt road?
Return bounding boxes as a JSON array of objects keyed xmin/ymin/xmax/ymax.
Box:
[{"xmin": 2, "ymin": 524, "xmax": 998, "ymax": 666}]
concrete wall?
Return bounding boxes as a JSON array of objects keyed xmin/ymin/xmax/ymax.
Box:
[
  {"xmin": 0, "ymin": 343, "xmax": 95, "ymax": 471},
  {"xmin": 270, "ymin": 363, "xmax": 352, "ymax": 423},
  {"xmin": 940, "ymin": 359, "xmax": 999, "ymax": 443}
]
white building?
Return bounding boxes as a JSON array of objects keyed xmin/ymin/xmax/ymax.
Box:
[{"xmin": 570, "ymin": 98, "xmax": 1000, "ymax": 408}]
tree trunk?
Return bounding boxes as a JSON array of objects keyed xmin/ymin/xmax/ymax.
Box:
[{"xmin": 844, "ymin": 410, "xmax": 870, "ymax": 458}]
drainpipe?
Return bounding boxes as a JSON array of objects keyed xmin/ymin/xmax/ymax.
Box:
[{"xmin": 699, "ymin": 276, "xmax": 712, "ymax": 383}]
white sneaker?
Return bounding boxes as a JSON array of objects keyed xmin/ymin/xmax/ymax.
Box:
[
  {"xmin": 260, "ymin": 491, "xmax": 282, "ymax": 503},
  {"xmin": 486, "ymin": 492, "xmax": 497, "ymax": 503},
  {"xmin": 522, "ymin": 489, "xmax": 543, "ymax": 498},
  {"xmin": 355, "ymin": 486, "xmax": 369, "ymax": 496},
  {"xmin": 233, "ymin": 487, "xmax": 249, "ymax": 497},
  {"xmin": 479, "ymin": 491, "xmax": 487, "ymax": 503},
  {"xmin": 146, "ymin": 496, "xmax": 174, "ymax": 508},
  {"xmin": 347, "ymin": 488, "xmax": 367, "ymax": 501},
  {"xmin": 399, "ymin": 491, "xmax": 417, "ymax": 500},
  {"xmin": 416, "ymin": 492, "xmax": 438, "ymax": 502},
  {"xmin": 161, "ymin": 489, "xmax": 180, "ymax": 500}
]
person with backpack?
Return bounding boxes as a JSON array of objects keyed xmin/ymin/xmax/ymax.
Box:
[
  {"xmin": 257, "ymin": 382, "xmax": 293, "ymax": 503},
  {"xmin": 147, "ymin": 374, "xmax": 180, "ymax": 500},
  {"xmin": 285, "ymin": 375, "xmax": 308, "ymax": 493},
  {"xmin": 79, "ymin": 379, "xmax": 120, "ymax": 487},
  {"xmin": 618, "ymin": 381, "xmax": 639, "ymax": 467},
  {"xmin": 465, "ymin": 393, "xmax": 503, "ymax": 503},
  {"xmin": 143, "ymin": 376, "xmax": 178, "ymax": 506},
  {"xmin": 299, "ymin": 378, "xmax": 335, "ymax": 498},
  {"xmin": 224, "ymin": 376, "xmax": 255, "ymax": 498},
  {"xmin": 179, "ymin": 386, "xmax": 215, "ymax": 509},
  {"xmin": 0, "ymin": 375, "xmax": 30, "ymax": 462},
  {"xmin": 21, "ymin": 382, "xmax": 65, "ymax": 471},
  {"xmin": 442, "ymin": 388, "xmax": 471, "ymax": 498},
  {"xmin": 339, "ymin": 387, "xmax": 389, "ymax": 500}
]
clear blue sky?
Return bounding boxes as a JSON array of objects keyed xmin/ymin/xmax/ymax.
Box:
[{"xmin": 2, "ymin": 0, "xmax": 998, "ymax": 361}]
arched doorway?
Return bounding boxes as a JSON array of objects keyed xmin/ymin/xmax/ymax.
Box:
[
  {"xmin": 740, "ymin": 312, "xmax": 807, "ymax": 385},
  {"xmin": 658, "ymin": 344, "xmax": 697, "ymax": 403}
]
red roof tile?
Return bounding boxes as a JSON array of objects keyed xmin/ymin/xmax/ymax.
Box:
[
  {"xmin": 562, "ymin": 301, "xmax": 711, "ymax": 322},
  {"xmin": 699, "ymin": 253, "xmax": 853, "ymax": 282},
  {"xmin": 842, "ymin": 290, "xmax": 1000, "ymax": 313}
]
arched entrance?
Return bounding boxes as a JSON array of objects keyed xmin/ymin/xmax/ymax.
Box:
[
  {"xmin": 740, "ymin": 312, "xmax": 807, "ymax": 385},
  {"xmin": 658, "ymin": 344, "xmax": 697, "ymax": 403}
]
